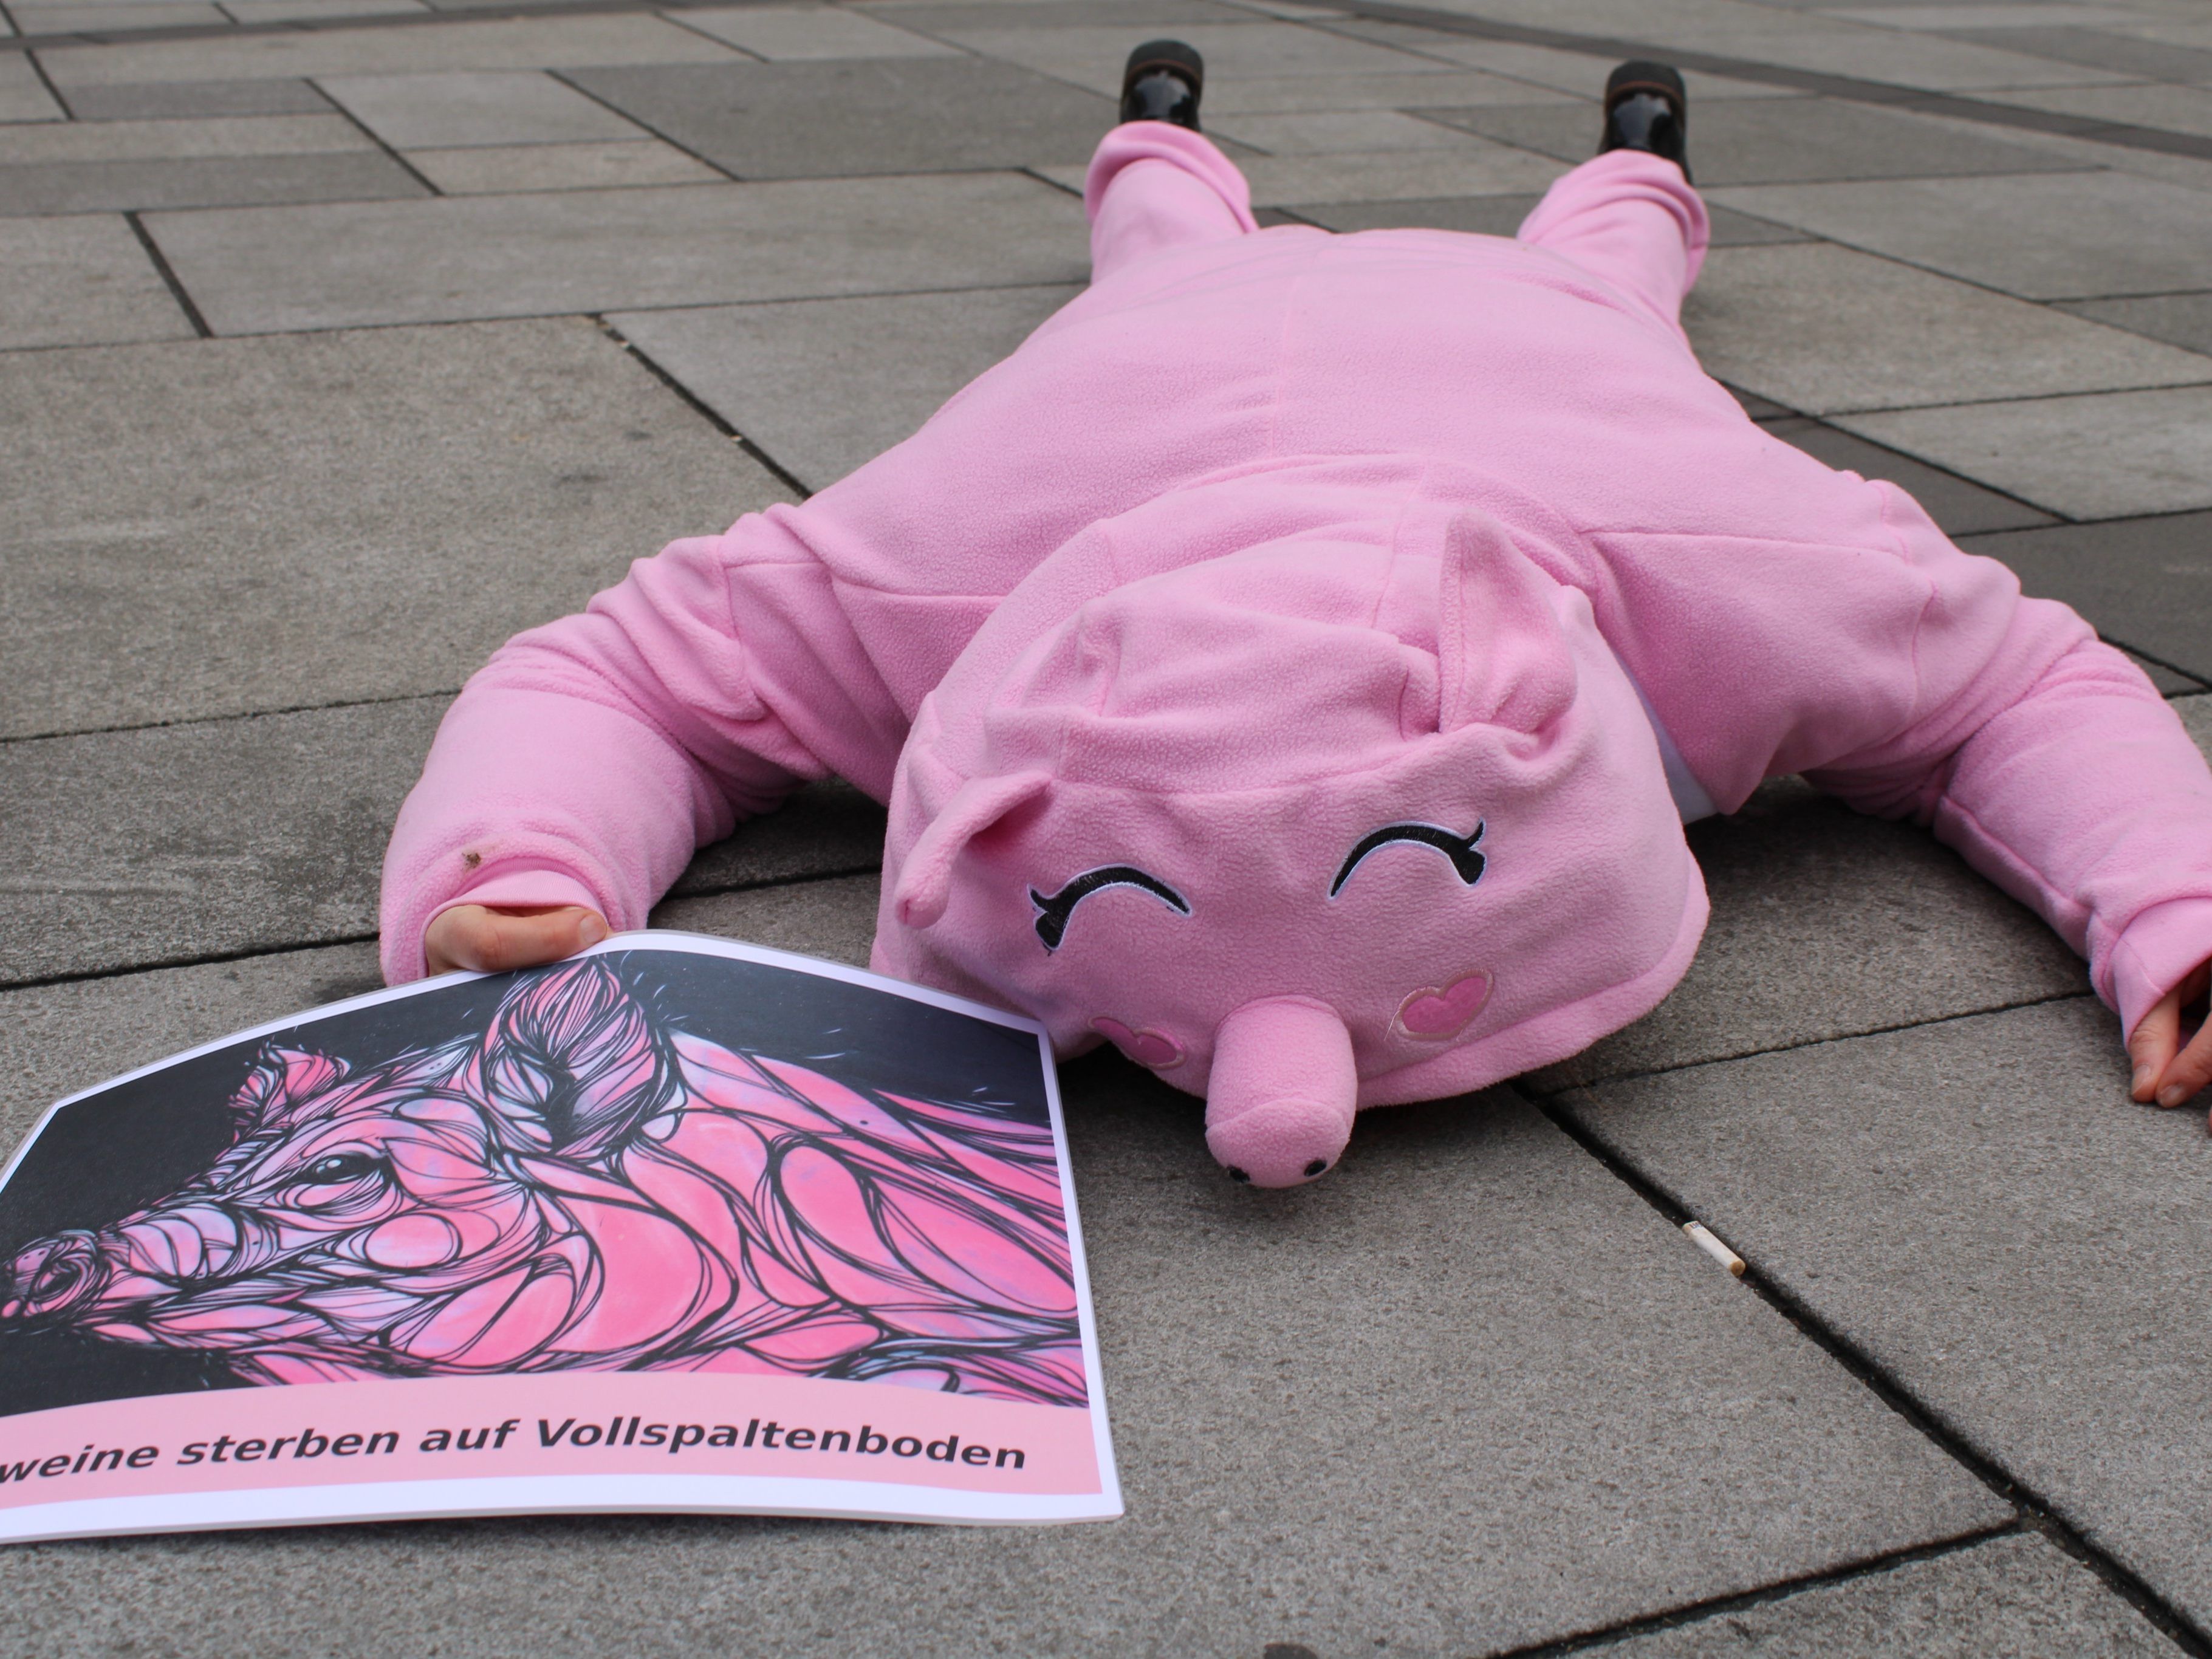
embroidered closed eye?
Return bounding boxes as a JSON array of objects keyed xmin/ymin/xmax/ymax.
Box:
[
  {"xmin": 1030, "ymin": 866, "xmax": 1190, "ymax": 951},
  {"xmin": 1329, "ymin": 822, "xmax": 1486, "ymax": 898}
]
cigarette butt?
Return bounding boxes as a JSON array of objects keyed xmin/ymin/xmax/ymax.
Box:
[{"xmin": 1683, "ymin": 1220, "xmax": 1745, "ymax": 1276}]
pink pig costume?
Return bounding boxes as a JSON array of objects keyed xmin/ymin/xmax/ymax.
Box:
[{"xmin": 383, "ymin": 125, "xmax": 2212, "ymax": 1187}]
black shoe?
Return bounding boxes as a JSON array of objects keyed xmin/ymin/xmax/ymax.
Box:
[
  {"xmin": 1598, "ymin": 60, "xmax": 1690, "ymax": 182},
  {"xmin": 1121, "ymin": 39, "xmax": 1204, "ymax": 132}
]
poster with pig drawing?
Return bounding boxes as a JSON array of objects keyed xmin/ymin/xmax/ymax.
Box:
[{"xmin": 0, "ymin": 932, "xmax": 1119, "ymax": 1542}]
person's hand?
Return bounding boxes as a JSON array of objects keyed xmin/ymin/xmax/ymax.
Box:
[
  {"xmin": 423, "ymin": 905, "xmax": 609, "ymax": 976},
  {"xmin": 2126, "ymin": 957, "xmax": 2212, "ymax": 1111}
]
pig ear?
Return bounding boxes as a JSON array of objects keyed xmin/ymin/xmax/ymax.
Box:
[
  {"xmin": 892, "ymin": 772, "xmax": 1053, "ymax": 931},
  {"xmin": 1436, "ymin": 511, "xmax": 1578, "ymax": 736},
  {"xmin": 476, "ymin": 959, "xmax": 676, "ymax": 1158},
  {"xmin": 231, "ymin": 1047, "xmax": 350, "ymax": 1132}
]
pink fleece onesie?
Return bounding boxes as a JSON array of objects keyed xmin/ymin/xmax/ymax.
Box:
[{"xmin": 383, "ymin": 126, "xmax": 2212, "ymax": 1185}]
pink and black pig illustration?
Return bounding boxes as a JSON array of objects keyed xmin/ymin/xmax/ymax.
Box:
[{"xmin": 0, "ymin": 959, "xmax": 1082, "ymax": 1406}]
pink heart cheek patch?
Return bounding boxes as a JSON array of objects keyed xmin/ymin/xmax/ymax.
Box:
[
  {"xmin": 1394, "ymin": 972, "xmax": 1493, "ymax": 1041},
  {"xmin": 1092, "ymin": 1017, "xmax": 1185, "ymax": 1070}
]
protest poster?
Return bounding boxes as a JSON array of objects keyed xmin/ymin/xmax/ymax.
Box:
[{"xmin": 0, "ymin": 933, "xmax": 1119, "ymax": 1542}]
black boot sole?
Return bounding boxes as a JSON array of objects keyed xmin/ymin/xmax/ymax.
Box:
[
  {"xmin": 1598, "ymin": 59, "xmax": 1691, "ymax": 182},
  {"xmin": 1121, "ymin": 39, "xmax": 1204, "ymax": 131}
]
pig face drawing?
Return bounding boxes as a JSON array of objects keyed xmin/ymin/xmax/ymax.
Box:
[{"xmin": 0, "ymin": 960, "xmax": 1083, "ymax": 1406}]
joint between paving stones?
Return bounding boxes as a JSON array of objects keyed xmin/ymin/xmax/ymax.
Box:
[
  {"xmin": 1530, "ymin": 1088, "xmax": 2212, "ymax": 1658},
  {"xmin": 124, "ymin": 211, "xmax": 212, "ymax": 340},
  {"xmin": 1484, "ymin": 1523, "xmax": 2026, "ymax": 1658},
  {"xmin": 0, "ymin": 689, "xmax": 456, "ymax": 750},
  {"xmin": 595, "ymin": 315, "xmax": 816, "ymax": 500}
]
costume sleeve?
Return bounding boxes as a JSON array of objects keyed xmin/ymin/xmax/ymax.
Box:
[
  {"xmin": 1587, "ymin": 473, "xmax": 2212, "ymax": 1040},
  {"xmin": 378, "ymin": 505, "xmax": 901, "ymax": 984}
]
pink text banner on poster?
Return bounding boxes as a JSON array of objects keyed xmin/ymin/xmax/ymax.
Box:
[{"xmin": 0, "ymin": 933, "xmax": 1121, "ymax": 1542}]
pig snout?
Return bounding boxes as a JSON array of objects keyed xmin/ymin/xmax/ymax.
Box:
[{"xmin": 0, "ymin": 1231, "xmax": 108, "ymax": 1324}]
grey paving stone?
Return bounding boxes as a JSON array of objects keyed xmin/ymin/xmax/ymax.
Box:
[
  {"xmin": 2117, "ymin": 645, "xmax": 2205, "ymax": 697},
  {"xmin": 0, "ymin": 53, "xmax": 65, "ymax": 121},
  {"xmin": 1557, "ymin": 997, "xmax": 2212, "ymax": 1630},
  {"xmin": 566, "ymin": 57, "xmax": 1114, "ymax": 177},
  {"xmin": 35, "ymin": 14, "xmax": 740, "ymax": 87},
  {"xmin": 1420, "ymin": 95, "xmax": 2082, "ymax": 186},
  {"xmin": 1959, "ymin": 511, "xmax": 2212, "ymax": 681},
  {"xmin": 1725, "ymin": 382, "xmax": 1798, "ymax": 420},
  {"xmin": 1210, "ymin": 106, "xmax": 1501, "ymax": 154},
  {"xmin": 0, "ymin": 113, "xmax": 369, "ymax": 163},
  {"xmin": 405, "ymin": 137, "xmax": 722, "ymax": 192},
  {"xmin": 860, "ymin": 0, "xmax": 1253, "ymax": 33},
  {"xmin": 146, "ymin": 173, "xmax": 1089, "ymax": 333},
  {"xmin": 1233, "ymin": 140, "xmax": 1563, "ymax": 207},
  {"xmin": 654, "ymin": 869, "xmax": 882, "ymax": 965},
  {"xmin": 1630, "ymin": 26, "xmax": 2137, "ymax": 91},
  {"xmin": 1355, "ymin": 33, "xmax": 1807, "ymax": 103},
  {"xmin": 1762, "ymin": 417, "xmax": 2059, "ymax": 536},
  {"xmin": 0, "ymin": 700, "xmax": 443, "ymax": 987},
  {"xmin": 1985, "ymin": 80, "xmax": 2212, "ymax": 140},
  {"xmin": 223, "ymin": 0, "xmax": 430, "ymax": 21},
  {"xmin": 0, "ymin": 944, "xmax": 386, "ymax": 1154},
  {"xmin": 664, "ymin": 778, "xmax": 886, "ymax": 900},
  {"xmin": 1202, "ymin": 66, "xmax": 1583, "ymax": 115},
  {"xmin": 56, "ymin": 78, "xmax": 334, "ymax": 118},
  {"xmin": 0, "ymin": 151, "xmax": 428, "ymax": 214},
  {"xmin": 15, "ymin": 4, "xmax": 229, "ymax": 30},
  {"xmin": 1683, "ymin": 242, "xmax": 2212, "ymax": 416},
  {"xmin": 1840, "ymin": 386, "xmax": 2212, "ymax": 519},
  {"xmin": 1292, "ymin": 190, "xmax": 1810, "ymax": 245},
  {"xmin": 2060, "ymin": 292, "xmax": 2212, "ymax": 358},
  {"xmin": 316, "ymin": 69, "xmax": 650, "ymax": 148},
  {"xmin": 0, "ymin": 213, "xmax": 191, "ymax": 350},
  {"xmin": 1585, "ymin": 1533, "xmax": 2175, "ymax": 1659},
  {"xmin": 0, "ymin": 1056, "xmax": 2004, "ymax": 1655},
  {"xmin": 1947, "ymin": 23, "xmax": 2212, "ymax": 83},
  {"xmin": 1821, "ymin": 5, "xmax": 2157, "ymax": 29},
  {"xmin": 0, "ymin": 697, "xmax": 894, "ymax": 987},
  {"xmin": 673, "ymin": 4, "xmax": 964, "ymax": 58},
  {"xmin": 1526, "ymin": 776, "xmax": 2086, "ymax": 1093},
  {"xmin": 933, "ymin": 18, "xmax": 1453, "ymax": 97},
  {"xmin": 611, "ymin": 283, "xmax": 1080, "ymax": 489},
  {"xmin": 0, "ymin": 320, "xmax": 788, "ymax": 734},
  {"xmin": 1710, "ymin": 173, "xmax": 2212, "ymax": 303}
]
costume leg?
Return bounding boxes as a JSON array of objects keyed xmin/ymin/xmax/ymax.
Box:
[
  {"xmin": 1515, "ymin": 150, "xmax": 1710, "ymax": 340},
  {"xmin": 1085, "ymin": 120, "xmax": 1259, "ymax": 283}
]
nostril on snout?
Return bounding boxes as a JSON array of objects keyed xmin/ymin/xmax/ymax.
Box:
[{"xmin": 1303, "ymin": 1158, "xmax": 1329, "ymax": 1177}]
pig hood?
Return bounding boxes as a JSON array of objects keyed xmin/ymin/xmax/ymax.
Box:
[{"xmin": 872, "ymin": 496, "xmax": 1708, "ymax": 1185}]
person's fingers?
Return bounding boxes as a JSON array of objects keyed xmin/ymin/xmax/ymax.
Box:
[
  {"xmin": 2152, "ymin": 959, "xmax": 2212, "ymax": 1108},
  {"xmin": 2127, "ymin": 985, "xmax": 2182, "ymax": 1103},
  {"xmin": 425, "ymin": 905, "xmax": 608, "ymax": 976}
]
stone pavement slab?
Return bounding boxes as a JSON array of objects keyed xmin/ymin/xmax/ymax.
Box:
[
  {"xmin": 1200, "ymin": 64, "xmax": 1583, "ymax": 114},
  {"xmin": 1984, "ymin": 79, "xmax": 2212, "ymax": 139},
  {"xmin": 0, "ymin": 112, "xmax": 369, "ymax": 162},
  {"xmin": 0, "ymin": 320, "xmax": 787, "ymax": 735},
  {"xmin": 1211, "ymin": 105, "xmax": 1500, "ymax": 153},
  {"xmin": 655, "ymin": 868, "xmax": 883, "ymax": 963},
  {"xmin": 1838, "ymin": 385, "xmax": 2212, "ymax": 519},
  {"xmin": 611, "ymin": 283, "xmax": 1081, "ymax": 489},
  {"xmin": 0, "ymin": 213, "xmax": 191, "ymax": 349},
  {"xmin": 674, "ymin": 3, "xmax": 964, "ymax": 58},
  {"xmin": 34, "ymin": 14, "xmax": 740, "ymax": 87},
  {"xmin": 663, "ymin": 779, "xmax": 886, "ymax": 900},
  {"xmin": 14, "ymin": 2, "xmax": 228, "ymax": 30},
  {"xmin": 1294, "ymin": 190, "xmax": 1809, "ymax": 245},
  {"xmin": 1949, "ymin": 22, "xmax": 2212, "ymax": 83},
  {"xmin": 55, "ymin": 78, "xmax": 334, "ymax": 118},
  {"xmin": 1683, "ymin": 242, "xmax": 2212, "ymax": 416},
  {"xmin": 315, "ymin": 68, "xmax": 650, "ymax": 148},
  {"xmin": 1761, "ymin": 417, "xmax": 2060, "ymax": 535},
  {"xmin": 1421, "ymin": 94, "xmax": 2084, "ymax": 185},
  {"xmin": 0, "ymin": 53, "xmax": 66, "ymax": 121},
  {"xmin": 0, "ymin": 151, "xmax": 427, "ymax": 215},
  {"xmin": 404, "ymin": 137, "xmax": 722, "ymax": 192},
  {"xmin": 935, "ymin": 18, "xmax": 1451, "ymax": 95},
  {"xmin": 1710, "ymin": 171, "xmax": 2212, "ymax": 302},
  {"xmin": 0, "ymin": 700, "xmax": 446, "ymax": 987},
  {"xmin": 1101, "ymin": 137, "xmax": 1560, "ymax": 205},
  {"xmin": 2062, "ymin": 292, "xmax": 2212, "ymax": 357},
  {"xmin": 1584, "ymin": 1533, "xmax": 2174, "ymax": 1658},
  {"xmin": 0, "ymin": 700, "xmax": 893, "ymax": 987},
  {"xmin": 566, "ymin": 56, "xmax": 1113, "ymax": 177},
  {"xmin": 1557, "ymin": 996, "xmax": 2212, "ymax": 1632},
  {"xmin": 1960, "ymin": 512, "xmax": 2212, "ymax": 679},
  {"xmin": 0, "ymin": 1038, "xmax": 2005, "ymax": 1656},
  {"xmin": 1623, "ymin": 26, "xmax": 2138, "ymax": 90},
  {"xmin": 142, "ymin": 172, "xmax": 1089, "ymax": 334},
  {"xmin": 1527, "ymin": 777, "xmax": 2086, "ymax": 1092}
]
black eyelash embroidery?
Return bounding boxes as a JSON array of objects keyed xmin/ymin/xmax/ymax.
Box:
[
  {"xmin": 1029, "ymin": 867, "xmax": 1191, "ymax": 951},
  {"xmin": 1329, "ymin": 822, "xmax": 1486, "ymax": 898}
]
